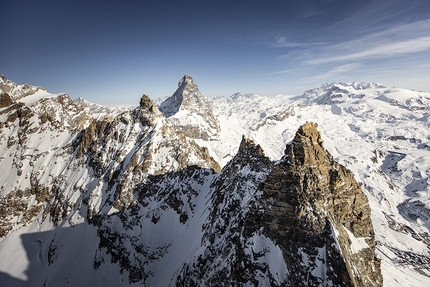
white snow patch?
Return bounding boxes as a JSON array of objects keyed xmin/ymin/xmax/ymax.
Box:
[{"xmin": 343, "ymin": 226, "xmax": 369, "ymax": 254}]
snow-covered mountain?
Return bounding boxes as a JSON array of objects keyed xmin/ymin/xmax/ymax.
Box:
[
  {"xmin": 159, "ymin": 74, "xmax": 220, "ymax": 141},
  {"xmin": 0, "ymin": 74, "xmax": 429, "ymax": 286}
]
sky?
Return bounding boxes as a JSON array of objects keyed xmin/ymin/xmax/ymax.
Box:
[{"xmin": 1, "ymin": 0, "xmax": 430, "ymax": 105}]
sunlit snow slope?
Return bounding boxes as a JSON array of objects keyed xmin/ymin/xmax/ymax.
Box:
[
  {"xmin": 202, "ymin": 82, "xmax": 430, "ymax": 286},
  {"xmin": 0, "ymin": 75, "xmax": 429, "ymax": 286}
]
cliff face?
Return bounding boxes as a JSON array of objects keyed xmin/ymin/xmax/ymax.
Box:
[
  {"xmin": 251, "ymin": 122, "xmax": 382, "ymax": 286},
  {"xmin": 0, "ymin": 75, "xmax": 387, "ymax": 286},
  {"xmin": 175, "ymin": 123, "xmax": 382, "ymax": 287}
]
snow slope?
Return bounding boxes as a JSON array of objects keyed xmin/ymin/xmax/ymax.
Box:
[
  {"xmin": 200, "ymin": 82, "xmax": 430, "ymax": 286},
  {"xmin": 1, "ymin": 76, "xmax": 429, "ymax": 286}
]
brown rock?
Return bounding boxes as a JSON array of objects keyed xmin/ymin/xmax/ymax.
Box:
[
  {"xmin": 140, "ymin": 94, "xmax": 154, "ymax": 111},
  {"xmin": 248, "ymin": 122, "xmax": 382, "ymax": 287},
  {"xmin": 0, "ymin": 93, "xmax": 14, "ymax": 108}
]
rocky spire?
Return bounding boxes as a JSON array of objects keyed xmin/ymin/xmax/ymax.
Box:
[
  {"xmin": 249, "ymin": 122, "xmax": 383, "ymax": 286},
  {"xmin": 139, "ymin": 94, "xmax": 161, "ymax": 115},
  {"xmin": 135, "ymin": 94, "xmax": 162, "ymax": 125},
  {"xmin": 235, "ymin": 135, "xmax": 268, "ymax": 164}
]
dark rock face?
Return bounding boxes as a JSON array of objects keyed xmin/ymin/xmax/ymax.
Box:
[
  {"xmin": 0, "ymin": 93, "xmax": 14, "ymax": 108},
  {"xmin": 139, "ymin": 94, "xmax": 155, "ymax": 112},
  {"xmin": 176, "ymin": 123, "xmax": 382, "ymax": 286},
  {"xmin": 251, "ymin": 122, "xmax": 382, "ymax": 286},
  {"xmin": 0, "ymin": 79, "xmax": 382, "ymax": 287}
]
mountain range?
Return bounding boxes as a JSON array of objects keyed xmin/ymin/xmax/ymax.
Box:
[{"xmin": 0, "ymin": 74, "xmax": 429, "ymax": 286}]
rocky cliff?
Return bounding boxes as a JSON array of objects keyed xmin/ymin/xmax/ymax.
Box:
[
  {"xmin": 175, "ymin": 123, "xmax": 382, "ymax": 286},
  {"xmin": 3, "ymin": 75, "xmax": 428, "ymax": 286},
  {"xmin": 252, "ymin": 122, "xmax": 381, "ymax": 286}
]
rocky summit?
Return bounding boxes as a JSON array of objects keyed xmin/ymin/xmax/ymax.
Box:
[
  {"xmin": 1, "ymin": 75, "xmax": 430, "ymax": 286},
  {"xmin": 159, "ymin": 74, "xmax": 220, "ymax": 141},
  {"xmin": 177, "ymin": 123, "xmax": 381, "ymax": 287}
]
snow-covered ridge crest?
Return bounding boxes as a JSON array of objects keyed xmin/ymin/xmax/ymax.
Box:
[
  {"xmin": 301, "ymin": 81, "xmax": 385, "ymax": 105},
  {"xmin": 228, "ymin": 92, "xmax": 258, "ymax": 102},
  {"xmin": 0, "ymin": 74, "xmax": 47, "ymax": 101},
  {"xmin": 74, "ymin": 96, "xmax": 135, "ymax": 120},
  {"xmin": 0, "ymin": 75, "xmax": 430, "ymax": 286}
]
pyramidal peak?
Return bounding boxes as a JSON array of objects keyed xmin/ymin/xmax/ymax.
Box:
[
  {"xmin": 158, "ymin": 74, "xmax": 220, "ymax": 140},
  {"xmin": 159, "ymin": 74, "xmax": 207, "ymax": 117},
  {"xmin": 178, "ymin": 74, "xmax": 195, "ymax": 89}
]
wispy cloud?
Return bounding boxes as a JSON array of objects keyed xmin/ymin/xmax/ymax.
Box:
[
  {"xmin": 298, "ymin": 63, "xmax": 360, "ymax": 83},
  {"xmin": 308, "ymin": 36, "xmax": 430, "ymax": 65},
  {"xmin": 276, "ymin": 19, "xmax": 430, "ymax": 66},
  {"xmin": 268, "ymin": 35, "xmax": 326, "ymax": 49},
  {"xmin": 259, "ymin": 69, "xmax": 294, "ymax": 76}
]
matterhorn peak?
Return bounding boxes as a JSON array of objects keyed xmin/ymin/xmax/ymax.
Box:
[
  {"xmin": 178, "ymin": 74, "xmax": 195, "ymax": 88},
  {"xmin": 157, "ymin": 75, "xmax": 220, "ymax": 140},
  {"xmin": 159, "ymin": 74, "xmax": 205, "ymax": 117}
]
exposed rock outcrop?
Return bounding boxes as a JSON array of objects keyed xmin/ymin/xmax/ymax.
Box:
[
  {"xmin": 251, "ymin": 122, "xmax": 382, "ymax": 286},
  {"xmin": 177, "ymin": 123, "xmax": 382, "ymax": 286},
  {"xmin": 0, "ymin": 93, "xmax": 14, "ymax": 108}
]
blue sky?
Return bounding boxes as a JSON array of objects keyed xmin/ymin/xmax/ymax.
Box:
[{"xmin": 1, "ymin": 0, "xmax": 430, "ymax": 105}]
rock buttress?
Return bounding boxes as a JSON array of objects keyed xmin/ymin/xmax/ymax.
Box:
[{"xmin": 247, "ymin": 122, "xmax": 382, "ymax": 287}]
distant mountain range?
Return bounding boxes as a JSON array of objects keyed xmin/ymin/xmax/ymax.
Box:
[{"xmin": 0, "ymin": 74, "xmax": 429, "ymax": 286}]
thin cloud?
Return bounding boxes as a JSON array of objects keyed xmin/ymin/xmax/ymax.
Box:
[
  {"xmin": 270, "ymin": 41, "xmax": 327, "ymax": 48},
  {"xmin": 277, "ymin": 19, "xmax": 430, "ymax": 65},
  {"xmin": 298, "ymin": 63, "xmax": 360, "ymax": 83},
  {"xmin": 308, "ymin": 36, "xmax": 430, "ymax": 65},
  {"xmin": 268, "ymin": 35, "xmax": 327, "ymax": 49},
  {"xmin": 261, "ymin": 69, "xmax": 293, "ymax": 76}
]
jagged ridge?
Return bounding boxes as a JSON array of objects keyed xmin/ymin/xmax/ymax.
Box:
[
  {"xmin": 176, "ymin": 123, "xmax": 382, "ymax": 286},
  {"xmin": 2, "ymin": 75, "xmax": 430, "ymax": 286}
]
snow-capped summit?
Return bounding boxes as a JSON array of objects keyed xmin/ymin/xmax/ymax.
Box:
[
  {"xmin": 159, "ymin": 74, "xmax": 208, "ymax": 117},
  {"xmin": 228, "ymin": 92, "xmax": 258, "ymax": 103},
  {"xmin": 1, "ymin": 75, "xmax": 430, "ymax": 286},
  {"xmin": 0, "ymin": 74, "xmax": 47, "ymax": 101},
  {"xmin": 158, "ymin": 74, "xmax": 220, "ymax": 141},
  {"xmin": 299, "ymin": 81, "xmax": 430, "ymax": 113}
]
